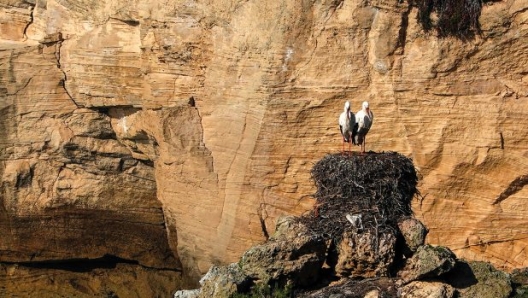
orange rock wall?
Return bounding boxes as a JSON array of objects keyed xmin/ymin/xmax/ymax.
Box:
[{"xmin": 1, "ymin": 0, "xmax": 527, "ymax": 278}]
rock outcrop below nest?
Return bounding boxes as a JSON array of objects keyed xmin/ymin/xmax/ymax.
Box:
[{"xmin": 174, "ymin": 152, "xmax": 520, "ymax": 298}]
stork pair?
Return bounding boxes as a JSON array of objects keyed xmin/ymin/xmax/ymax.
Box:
[{"xmin": 339, "ymin": 100, "xmax": 373, "ymax": 154}]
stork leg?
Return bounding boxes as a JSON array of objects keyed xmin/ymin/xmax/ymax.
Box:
[
  {"xmin": 340, "ymin": 126, "xmax": 346, "ymax": 155},
  {"xmin": 361, "ymin": 136, "xmax": 366, "ymax": 153},
  {"xmin": 348, "ymin": 132, "xmax": 352, "ymax": 155}
]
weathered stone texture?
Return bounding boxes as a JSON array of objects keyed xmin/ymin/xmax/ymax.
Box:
[
  {"xmin": 445, "ymin": 260, "xmax": 512, "ymax": 298},
  {"xmin": 334, "ymin": 230, "xmax": 397, "ymax": 278},
  {"xmin": 0, "ymin": 261, "xmax": 183, "ymax": 297},
  {"xmin": 398, "ymin": 217, "xmax": 428, "ymax": 255},
  {"xmin": 0, "ymin": 0, "xmax": 527, "ymax": 280},
  {"xmin": 400, "ymin": 281, "xmax": 455, "ymax": 298},
  {"xmin": 240, "ymin": 216, "xmax": 326, "ymax": 287},
  {"xmin": 398, "ymin": 245, "xmax": 457, "ymax": 284}
]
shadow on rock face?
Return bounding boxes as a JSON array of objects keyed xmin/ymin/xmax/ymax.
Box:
[{"xmin": 443, "ymin": 261, "xmax": 478, "ymax": 289}]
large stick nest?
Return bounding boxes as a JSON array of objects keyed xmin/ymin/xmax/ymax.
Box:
[{"xmin": 299, "ymin": 152, "xmax": 419, "ymax": 243}]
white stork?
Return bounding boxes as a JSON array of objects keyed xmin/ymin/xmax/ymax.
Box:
[
  {"xmin": 339, "ymin": 101, "xmax": 355, "ymax": 154},
  {"xmin": 354, "ymin": 101, "xmax": 374, "ymax": 153}
]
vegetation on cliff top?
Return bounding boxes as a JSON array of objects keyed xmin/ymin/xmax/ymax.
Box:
[{"xmin": 410, "ymin": 0, "xmax": 498, "ymax": 37}]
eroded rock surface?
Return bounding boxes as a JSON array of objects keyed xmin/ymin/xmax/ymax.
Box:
[
  {"xmin": 398, "ymin": 217, "xmax": 428, "ymax": 255},
  {"xmin": 398, "ymin": 245, "xmax": 457, "ymax": 284},
  {"xmin": 1, "ymin": 0, "xmax": 528, "ymax": 285},
  {"xmin": 0, "ymin": 103, "xmax": 178, "ymax": 269},
  {"xmin": 0, "ymin": 261, "xmax": 183, "ymax": 297},
  {"xmin": 334, "ymin": 230, "xmax": 397, "ymax": 278},
  {"xmin": 445, "ymin": 260, "xmax": 512, "ymax": 298},
  {"xmin": 240, "ymin": 216, "xmax": 326, "ymax": 287},
  {"xmin": 400, "ymin": 281, "xmax": 455, "ymax": 298},
  {"xmin": 197, "ymin": 264, "xmax": 250, "ymax": 298}
]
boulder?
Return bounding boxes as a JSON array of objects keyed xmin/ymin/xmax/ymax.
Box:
[
  {"xmin": 196, "ymin": 264, "xmax": 251, "ymax": 298},
  {"xmin": 173, "ymin": 263, "xmax": 251, "ymax": 298},
  {"xmin": 297, "ymin": 277, "xmax": 398, "ymax": 297},
  {"xmin": 334, "ymin": 230, "xmax": 397, "ymax": 278},
  {"xmin": 398, "ymin": 245, "xmax": 456, "ymax": 284},
  {"xmin": 239, "ymin": 216, "xmax": 326, "ymax": 287},
  {"xmin": 512, "ymin": 267, "xmax": 528, "ymax": 285},
  {"xmin": 445, "ymin": 260, "xmax": 512, "ymax": 298},
  {"xmin": 364, "ymin": 289, "xmax": 381, "ymax": 298},
  {"xmin": 173, "ymin": 289, "xmax": 200, "ymax": 298},
  {"xmin": 398, "ymin": 217, "xmax": 428, "ymax": 255},
  {"xmin": 511, "ymin": 268, "xmax": 528, "ymax": 298},
  {"xmin": 399, "ymin": 281, "xmax": 455, "ymax": 298},
  {"xmin": 511, "ymin": 287, "xmax": 528, "ymax": 298}
]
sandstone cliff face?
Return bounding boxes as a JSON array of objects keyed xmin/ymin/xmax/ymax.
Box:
[{"xmin": 1, "ymin": 0, "xmax": 527, "ymax": 281}]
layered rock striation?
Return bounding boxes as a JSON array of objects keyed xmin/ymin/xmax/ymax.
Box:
[{"xmin": 0, "ymin": 0, "xmax": 527, "ymax": 285}]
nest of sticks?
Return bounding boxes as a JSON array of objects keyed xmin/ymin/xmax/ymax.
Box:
[{"xmin": 299, "ymin": 151, "xmax": 419, "ymax": 243}]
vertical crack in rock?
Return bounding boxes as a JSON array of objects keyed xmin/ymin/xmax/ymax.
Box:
[
  {"xmin": 193, "ymin": 102, "xmax": 211, "ymax": 155},
  {"xmin": 257, "ymin": 203, "xmax": 270, "ymax": 240},
  {"xmin": 396, "ymin": 4, "xmax": 412, "ymax": 55},
  {"xmin": 55, "ymin": 37, "xmax": 80, "ymax": 108},
  {"xmin": 14, "ymin": 163, "xmax": 33, "ymax": 188},
  {"xmin": 38, "ymin": 32, "xmax": 80, "ymax": 107},
  {"xmin": 22, "ymin": 2, "xmax": 35, "ymax": 41},
  {"xmin": 51, "ymin": 163, "xmax": 66, "ymax": 199}
]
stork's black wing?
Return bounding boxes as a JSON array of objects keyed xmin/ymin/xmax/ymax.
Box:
[{"xmin": 351, "ymin": 123, "xmax": 359, "ymax": 145}]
